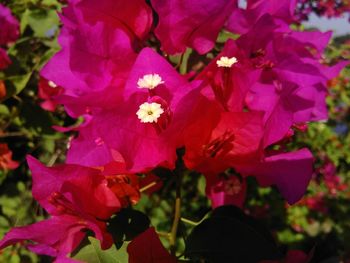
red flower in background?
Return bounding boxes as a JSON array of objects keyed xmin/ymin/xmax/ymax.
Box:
[
  {"xmin": 0, "ymin": 4, "xmax": 19, "ymax": 72},
  {"xmin": 0, "ymin": 48, "xmax": 11, "ymax": 70},
  {"xmin": 0, "ymin": 80, "xmax": 6, "ymax": 100},
  {"xmin": 206, "ymin": 173, "xmax": 247, "ymax": 209},
  {"xmin": 38, "ymin": 78, "xmax": 64, "ymax": 112},
  {"xmin": 0, "ymin": 143, "xmax": 18, "ymax": 170}
]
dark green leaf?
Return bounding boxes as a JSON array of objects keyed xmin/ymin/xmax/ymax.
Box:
[
  {"xmin": 185, "ymin": 205, "xmax": 282, "ymax": 263},
  {"xmin": 72, "ymin": 237, "xmax": 128, "ymax": 263},
  {"xmin": 107, "ymin": 208, "xmax": 150, "ymax": 248}
]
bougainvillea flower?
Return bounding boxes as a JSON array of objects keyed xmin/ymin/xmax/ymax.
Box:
[
  {"xmin": 67, "ymin": 48, "xmax": 202, "ymax": 171},
  {"xmin": 0, "ymin": 80, "xmax": 6, "ymax": 100},
  {"xmin": 299, "ymin": 193, "xmax": 328, "ymax": 214},
  {"xmin": 27, "ymin": 156, "xmax": 121, "ymax": 220},
  {"xmin": 246, "ymin": 81, "xmax": 315, "ymax": 147},
  {"xmin": 0, "ymin": 47, "xmax": 11, "ymax": 70},
  {"xmin": 221, "ymin": 15, "xmax": 348, "ymax": 146},
  {"xmin": 184, "ymin": 96, "xmax": 264, "ymax": 175},
  {"xmin": 101, "ymin": 161, "xmax": 141, "ymax": 207},
  {"xmin": 0, "ymin": 215, "xmax": 109, "ymax": 263},
  {"xmin": 206, "ymin": 173, "xmax": 247, "ymax": 209},
  {"xmin": 0, "ymin": 4, "xmax": 19, "ymax": 45},
  {"xmin": 226, "ymin": 0, "xmax": 297, "ymax": 34},
  {"xmin": 197, "ymin": 39, "xmax": 261, "ymax": 111},
  {"xmin": 239, "ymin": 148, "xmax": 314, "ymax": 204},
  {"xmin": 152, "ymin": 0, "xmax": 237, "ymax": 54},
  {"xmin": 38, "ymin": 78, "xmax": 64, "ymax": 112},
  {"xmin": 0, "ymin": 143, "xmax": 19, "ymax": 170},
  {"xmin": 127, "ymin": 227, "xmax": 177, "ymax": 263},
  {"xmin": 41, "ymin": 2, "xmax": 138, "ymax": 117},
  {"xmin": 0, "ymin": 157, "xmax": 142, "ymax": 260},
  {"xmin": 318, "ymin": 158, "xmax": 348, "ymax": 196},
  {"xmin": 76, "ymin": 0, "xmax": 153, "ymax": 41},
  {"xmin": 27, "ymin": 157, "xmax": 120, "ymax": 247}
]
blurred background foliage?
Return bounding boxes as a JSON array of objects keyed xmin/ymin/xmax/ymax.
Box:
[{"xmin": 0, "ymin": 0, "xmax": 349, "ymax": 262}]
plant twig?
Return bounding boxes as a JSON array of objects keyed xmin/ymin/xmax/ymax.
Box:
[
  {"xmin": 0, "ymin": 132, "xmax": 28, "ymax": 138},
  {"xmin": 140, "ymin": 181, "xmax": 158, "ymax": 193},
  {"xmin": 169, "ymin": 172, "xmax": 182, "ymax": 255},
  {"xmin": 180, "ymin": 217, "xmax": 198, "ymax": 226}
]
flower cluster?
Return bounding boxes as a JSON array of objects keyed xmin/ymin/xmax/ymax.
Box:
[
  {"xmin": 0, "ymin": 0, "xmax": 347, "ymax": 261},
  {"xmin": 0, "ymin": 3, "xmax": 19, "ymax": 102},
  {"xmin": 0, "ymin": 4, "xmax": 19, "ymax": 171},
  {"xmin": 0, "ymin": 143, "xmax": 18, "ymax": 171},
  {"xmin": 296, "ymin": 0, "xmax": 350, "ymax": 21}
]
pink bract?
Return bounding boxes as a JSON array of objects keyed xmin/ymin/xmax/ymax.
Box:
[
  {"xmin": 239, "ymin": 148, "xmax": 314, "ymax": 204},
  {"xmin": 0, "ymin": 4, "xmax": 19, "ymax": 45},
  {"xmin": 0, "ymin": 157, "xmax": 124, "ymax": 260},
  {"xmin": 184, "ymin": 96, "xmax": 264, "ymax": 175},
  {"xmin": 226, "ymin": 0, "xmax": 297, "ymax": 34},
  {"xmin": 152, "ymin": 0, "xmax": 238, "ymax": 54},
  {"xmin": 40, "ymin": 1, "xmax": 140, "ymax": 117},
  {"xmin": 67, "ymin": 48, "xmax": 202, "ymax": 172}
]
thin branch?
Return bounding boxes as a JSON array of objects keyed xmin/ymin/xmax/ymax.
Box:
[
  {"xmin": 180, "ymin": 217, "xmax": 199, "ymax": 226},
  {"xmin": 169, "ymin": 172, "xmax": 182, "ymax": 255},
  {"xmin": 0, "ymin": 132, "xmax": 29, "ymax": 138},
  {"xmin": 47, "ymin": 149, "xmax": 62, "ymax": 167},
  {"xmin": 140, "ymin": 181, "xmax": 158, "ymax": 193}
]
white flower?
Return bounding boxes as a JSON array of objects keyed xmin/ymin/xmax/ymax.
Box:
[
  {"xmin": 136, "ymin": 102, "xmax": 164, "ymax": 123},
  {"xmin": 48, "ymin": 80, "xmax": 57, "ymax": 88},
  {"xmin": 137, "ymin": 74, "xmax": 164, "ymax": 90},
  {"xmin": 216, "ymin": 56, "xmax": 238, "ymax": 68}
]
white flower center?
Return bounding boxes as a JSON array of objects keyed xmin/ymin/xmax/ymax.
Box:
[
  {"xmin": 137, "ymin": 74, "xmax": 164, "ymax": 90},
  {"xmin": 48, "ymin": 80, "xmax": 57, "ymax": 88},
  {"xmin": 136, "ymin": 102, "xmax": 164, "ymax": 123},
  {"xmin": 216, "ymin": 56, "xmax": 238, "ymax": 68}
]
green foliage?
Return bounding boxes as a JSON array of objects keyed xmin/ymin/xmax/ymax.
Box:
[{"xmin": 72, "ymin": 237, "xmax": 129, "ymax": 263}]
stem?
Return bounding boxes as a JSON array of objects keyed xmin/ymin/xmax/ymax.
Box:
[
  {"xmin": 0, "ymin": 132, "xmax": 28, "ymax": 138},
  {"xmin": 180, "ymin": 217, "xmax": 199, "ymax": 226},
  {"xmin": 156, "ymin": 231, "xmax": 170, "ymax": 238},
  {"xmin": 175, "ymin": 53, "xmax": 184, "ymax": 69},
  {"xmin": 180, "ymin": 48, "xmax": 191, "ymax": 75},
  {"xmin": 47, "ymin": 149, "xmax": 62, "ymax": 167},
  {"xmin": 169, "ymin": 172, "xmax": 182, "ymax": 255},
  {"xmin": 140, "ymin": 181, "xmax": 158, "ymax": 193}
]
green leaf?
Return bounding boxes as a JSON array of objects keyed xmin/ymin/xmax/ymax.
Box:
[
  {"xmin": 0, "ymin": 105, "xmax": 10, "ymax": 115},
  {"xmin": 4, "ymin": 73, "xmax": 32, "ymax": 98},
  {"xmin": 20, "ymin": 101, "xmax": 55, "ymax": 135},
  {"xmin": 72, "ymin": 237, "xmax": 128, "ymax": 263},
  {"xmin": 180, "ymin": 48, "xmax": 192, "ymax": 75},
  {"xmin": 37, "ymin": 47, "xmax": 59, "ymax": 70},
  {"xmin": 42, "ymin": 0, "xmax": 62, "ymax": 7},
  {"xmin": 216, "ymin": 30, "xmax": 239, "ymax": 43},
  {"xmin": 9, "ymin": 254, "xmax": 20, "ymax": 263},
  {"xmin": 21, "ymin": 9, "xmax": 59, "ymax": 38},
  {"xmin": 107, "ymin": 208, "xmax": 150, "ymax": 248}
]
